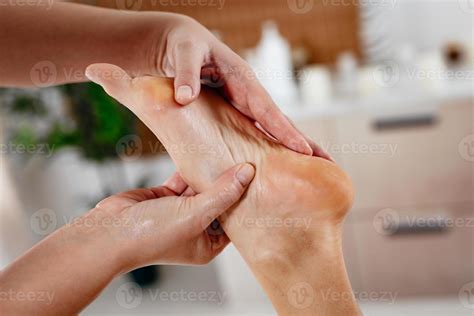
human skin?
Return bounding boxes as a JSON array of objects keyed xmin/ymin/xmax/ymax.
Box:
[
  {"xmin": 0, "ymin": 164, "xmax": 255, "ymax": 315},
  {"xmin": 87, "ymin": 63, "xmax": 362, "ymax": 316},
  {"xmin": 0, "ymin": 1, "xmax": 315, "ymax": 155}
]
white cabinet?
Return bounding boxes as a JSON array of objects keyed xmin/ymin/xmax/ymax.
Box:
[
  {"xmin": 333, "ymin": 99, "xmax": 473, "ymax": 210},
  {"xmin": 296, "ymin": 98, "xmax": 474, "ymax": 296},
  {"xmin": 349, "ymin": 204, "xmax": 474, "ymax": 296}
]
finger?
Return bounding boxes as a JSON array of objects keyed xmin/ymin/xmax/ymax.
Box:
[
  {"xmin": 304, "ymin": 135, "xmax": 334, "ymax": 162},
  {"xmin": 211, "ymin": 233, "xmax": 230, "ymax": 253},
  {"xmin": 194, "ymin": 228, "xmax": 230, "ymax": 263},
  {"xmin": 163, "ymin": 172, "xmax": 189, "ymax": 195},
  {"xmin": 188, "ymin": 163, "xmax": 255, "ymax": 231},
  {"xmin": 85, "ymin": 63, "xmax": 133, "ymax": 106},
  {"xmin": 98, "ymin": 186, "xmax": 177, "ymax": 209},
  {"xmin": 173, "ymin": 41, "xmax": 205, "ymax": 105},
  {"xmin": 208, "ymin": 228, "xmax": 230, "ymax": 254},
  {"xmin": 283, "ymin": 115, "xmax": 334, "ymax": 161},
  {"xmin": 182, "ymin": 186, "xmax": 196, "ymax": 197},
  {"xmin": 247, "ymin": 89, "xmax": 312, "ymax": 156},
  {"xmin": 212, "ymin": 50, "xmax": 313, "ymax": 155}
]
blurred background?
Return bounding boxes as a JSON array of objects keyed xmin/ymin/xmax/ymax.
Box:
[{"xmin": 0, "ymin": 0, "xmax": 473, "ymax": 315}]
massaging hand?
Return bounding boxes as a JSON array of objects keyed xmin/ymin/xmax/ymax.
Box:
[
  {"xmin": 1, "ymin": 2, "xmax": 316, "ymax": 156},
  {"xmin": 0, "ymin": 164, "xmax": 254, "ymax": 315},
  {"xmin": 155, "ymin": 15, "xmax": 322, "ymax": 156},
  {"xmin": 86, "ymin": 163, "xmax": 255, "ymax": 268}
]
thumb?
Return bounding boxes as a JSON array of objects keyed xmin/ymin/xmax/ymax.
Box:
[
  {"xmin": 172, "ymin": 43, "xmax": 205, "ymax": 105},
  {"xmin": 85, "ymin": 63, "xmax": 133, "ymax": 106},
  {"xmin": 188, "ymin": 163, "xmax": 255, "ymax": 232}
]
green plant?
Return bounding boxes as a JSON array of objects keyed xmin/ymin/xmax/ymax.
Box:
[{"xmin": 1, "ymin": 83, "xmax": 137, "ymax": 162}]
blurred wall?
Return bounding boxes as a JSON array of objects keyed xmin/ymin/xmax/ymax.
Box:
[
  {"xmin": 392, "ymin": 0, "xmax": 473, "ymax": 52},
  {"xmin": 361, "ymin": 0, "xmax": 473, "ymax": 62},
  {"xmin": 94, "ymin": 0, "xmax": 361, "ymax": 64}
]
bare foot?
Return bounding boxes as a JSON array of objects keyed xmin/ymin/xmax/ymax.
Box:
[{"xmin": 86, "ymin": 64, "xmax": 360, "ymax": 316}]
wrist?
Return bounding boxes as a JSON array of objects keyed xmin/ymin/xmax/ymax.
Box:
[
  {"xmin": 98, "ymin": 11, "xmax": 179, "ymax": 78},
  {"xmin": 139, "ymin": 12, "xmax": 194, "ymax": 77},
  {"xmin": 64, "ymin": 208, "xmax": 131, "ymax": 275}
]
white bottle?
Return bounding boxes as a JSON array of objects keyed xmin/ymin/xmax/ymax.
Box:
[
  {"xmin": 335, "ymin": 51, "xmax": 358, "ymax": 99},
  {"xmin": 247, "ymin": 21, "xmax": 299, "ymax": 114}
]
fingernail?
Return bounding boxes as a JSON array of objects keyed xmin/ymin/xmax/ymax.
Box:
[
  {"xmin": 84, "ymin": 70, "xmax": 92, "ymax": 80},
  {"xmin": 84, "ymin": 69, "xmax": 96, "ymax": 82},
  {"xmin": 236, "ymin": 163, "xmax": 255, "ymax": 186},
  {"xmin": 176, "ymin": 85, "xmax": 193, "ymax": 102},
  {"xmin": 289, "ymin": 138, "xmax": 313, "ymax": 156},
  {"xmin": 304, "ymin": 135, "xmax": 333, "ymax": 161},
  {"xmin": 301, "ymin": 141, "xmax": 313, "ymax": 156}
]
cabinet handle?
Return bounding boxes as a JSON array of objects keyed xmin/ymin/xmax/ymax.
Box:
[
  {"xmin": 387, "ymin": 217, "xmax": 450, "ymax": 236},
  {"xmin": 373, "ymin": 114, "xmax": 438, "ymax": 131}
]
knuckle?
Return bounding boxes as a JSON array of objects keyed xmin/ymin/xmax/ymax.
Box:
[
  {"xmin": 177, "ymin": 69, "xmax": 198, "ymax": 82},
  {"xmin": 176, "ymin": 39, "xmax": 196, "ymax": 52},
  {"xmin": 216, "ymin": 182, "xmax": 242, "ymax": 206},
  {"xmin": 95, "ymin": 196, "xmax": 119, "ymax": 210},
  {"xmin": 195, "ymin": 255, "xmax": 212, "ymax": 265}
]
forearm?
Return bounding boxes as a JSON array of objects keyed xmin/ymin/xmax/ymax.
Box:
[
  {"xmin": 0, "ymin": 209, "xmax": 124, "ymax": 315},
  {"xmin": 0, "ymin": 1, "xmax": 172, "ymax": 87}
]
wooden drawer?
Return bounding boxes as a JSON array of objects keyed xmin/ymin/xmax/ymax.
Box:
[
  {"xmin": 347, "ymin": 203, "xmax": 474, "ymax": 296},
  {"xmin": 334, "ymin": 99, "xmax": 473, "ymax": 210}
]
